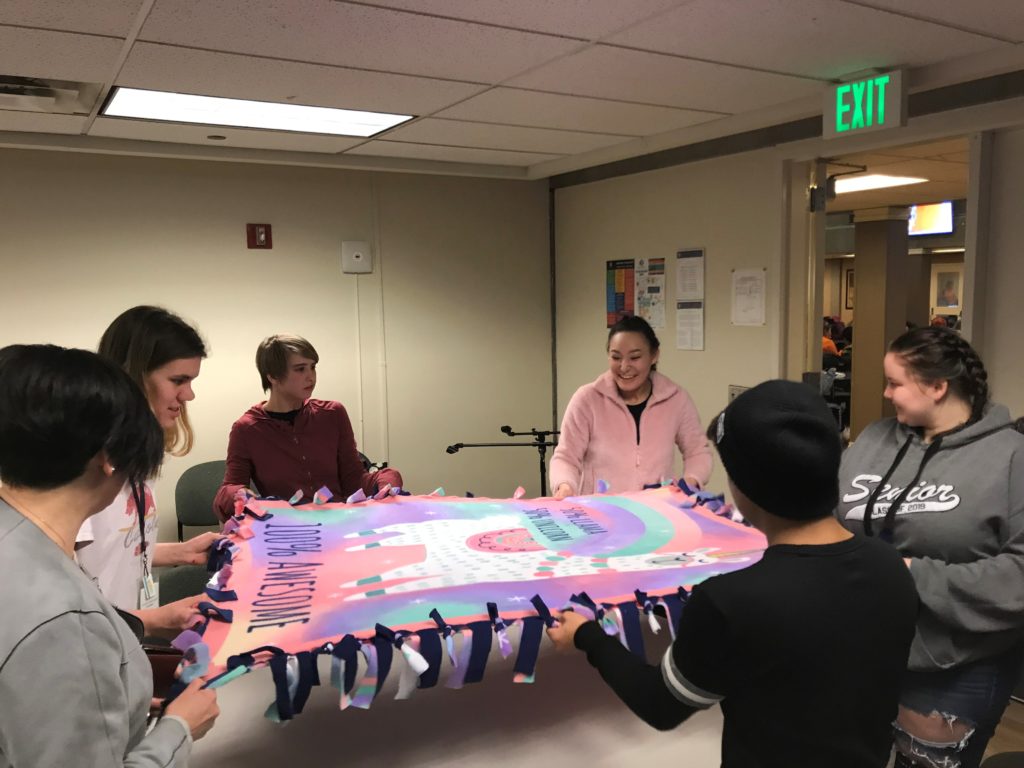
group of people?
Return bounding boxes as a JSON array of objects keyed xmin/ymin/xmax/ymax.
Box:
[
  {"xmin": 0, "ymin": 306, "xmax": 1021, "ymax": 768},
  {"xmin": 0, "ymin": 306, "xmax": 400, "ymax": 766},
  {"xmin": 549, "ymin": 316, "xmax": 1023, "ymax": 768}
]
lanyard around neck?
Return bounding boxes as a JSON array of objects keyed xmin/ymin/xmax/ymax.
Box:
[{"xmin": 130, "ymin": 481, "xmax": 150, "ymax": 576}]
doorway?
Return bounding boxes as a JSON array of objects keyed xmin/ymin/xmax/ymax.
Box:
[{"xmin": 819, "ymin": 136, "xmax": 970, "ymax": 438}]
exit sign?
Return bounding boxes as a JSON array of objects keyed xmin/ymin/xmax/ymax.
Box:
[{"xmin": 824, "ymin": 70, "xmax": 906, "ymax": 139}]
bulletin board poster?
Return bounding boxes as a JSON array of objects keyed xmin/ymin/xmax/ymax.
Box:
[
  {"xmin": 635, "ymin": 257, "xmax": 666, "ymax": 329},
  {"xmin": 606, "ymin": 259, "xmax": 636, "ymax": 327}
]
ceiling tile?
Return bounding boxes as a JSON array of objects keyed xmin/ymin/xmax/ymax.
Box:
[
  {"xmin": 853, "ymin": 156, "xmax": 969, "ymax": 182},
  {"xmin": 361, "ymin": 0, "xmax": 682, "ymax": 39},
  {"xmin": 139, "ymin": 0, "xmax": 581, "ymax": 83},
  {"xmin": 876, "ymin": 137, "xmax": 969, "ymax": 158},
  {"xmin": 435, "ymin": 87, "xmax": 724, "ymax": 135},
  {"xmin": 90, "ymin": 116, "xmax": 364, "ymax": 152},
  {"xmin": 120, "ymin": 43, "xmax": 485, "ymax": 115},
  {"xmin": 0, "ymin": 26, "xmax": 123, "ymax": 82},
  {"xmin": 383, "ymin": 117, "xmax": 631, "ymax": 154},
  {"xmin": 506, "ymin": 45, "xmax": 821, "ymax": 112},
  {"xmin": 347, "ymin": 139, "xmax": 560, "ymax": 165},
  {"xmin": 0, "ymin": 109, "xmax": 86, "ymax": 133},
  {"xmin": 845, "ymin": 0, "xmax": 1024, "ymax": 42},
  {"xmin": 826, "ymin": 151, "xmax": 909, "ymax": 169},
  {"xmin": 0, "ymin": 0, "xmax": 145, "ymax": 37},
  {"xmin": 606, "ymin": 0, "xmax": 1006, "ymax": 80}
]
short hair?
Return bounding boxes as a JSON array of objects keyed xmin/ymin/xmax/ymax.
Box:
[
  {"xmin": 256, "ymin": 335, "xmax": 319, "ymax": 392},
  {"xmin": 0, "ymin": 345, "xmax": 164, "ymax": 490},
  {"xmin": 98, "ymin": 306, "xmax": 207, "ymax": 457}
]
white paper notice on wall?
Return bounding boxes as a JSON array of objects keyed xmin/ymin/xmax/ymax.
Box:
[
  {"xmin": 730, "ymin": 269, "xmax": 766, "ymax": 326},
  {"xmin": 676, "ymin": 301, "xmax": 704, "ymax": 350},
  {"xmin": 676, "ymin": 249, "xmax": 705, "ymax": 301}
]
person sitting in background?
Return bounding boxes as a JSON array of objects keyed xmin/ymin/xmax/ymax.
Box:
[
  {"xmin": 822, "ymin": 318, "xmax": 840, "ymax": 357},
  {"xmin": 547, "ymin": 380, "xmax": 918, "ymax": 767},
  {"xmin": 549, "ymin": 315, "xmax": 711, "ymax": 498},
  {"xmin": 0, "ymin": 344, "xmax": 219, "ymax": 766},
  {"xmin": 839, "ymin": 325, "xmax": 853, "ymax": 371},
  {"xmin": 214, "ymin": 334, "xmax": 402, "ymax": 520}
]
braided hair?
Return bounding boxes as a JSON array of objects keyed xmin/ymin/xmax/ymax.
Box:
[{"xmin": 888, "ymin": 327, "xmax": 989, "ymax": 422}]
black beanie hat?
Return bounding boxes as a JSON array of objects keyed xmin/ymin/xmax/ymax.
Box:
[{"xmin": 708, "ymin": 379, "xmax": 841, "ymax": 520}]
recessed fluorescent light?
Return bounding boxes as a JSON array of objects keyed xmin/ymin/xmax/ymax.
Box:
[
  {"xmin": 931, "ymin": 247, "xmax": 965, "ymax": 254},
  {"xmin": 833, "ymin": 174, "xmax": 928, "ymax": 194},
  {"xmin": 102, "ymin": 87, "xmax": 413, "ymax": 137}
]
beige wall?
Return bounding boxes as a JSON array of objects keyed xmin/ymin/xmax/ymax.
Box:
[
  {"xmin": 0, "ymin": 149, "xmax": 551, "ymax": 541},
  {"xmin": 982, "ymin": 126, "xmax": 1024, "ymax": 418},
  {"xmin": 554, "ymin": 149, "xmax": 785, "ymax": 491},
  {"xmin": 823, "ymin": 257, "xmax": 852, "ymax": 323}
]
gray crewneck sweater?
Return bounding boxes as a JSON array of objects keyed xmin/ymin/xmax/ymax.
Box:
[
  {"xmin": 0, "ymin": 499, "xmax": 191, "ymax": 767},
  {"xmin": 837, "ymin": 404, "xmax": 1024, "ymax": 671}
]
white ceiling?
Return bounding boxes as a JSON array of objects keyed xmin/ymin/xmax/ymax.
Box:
[
  {"xmin": 0, "ymin": 0, "xmax": 1022, "ymax": 178},
  {"xmin": 827, "ymin": 136, "xmax": 969, "ymax": 211}
]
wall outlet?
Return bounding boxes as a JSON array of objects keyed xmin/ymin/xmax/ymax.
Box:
[
  {"xmin": 728, "ymin": 385, "xmax": 749, "ymax": 402},
  {"xmin": 342, "ymin": 241, "xmax": 373, "ymax": 274}
]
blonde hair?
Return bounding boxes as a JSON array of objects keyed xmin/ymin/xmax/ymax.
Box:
[
  {"xmin": 98, "ymin": 306, "xmax": 207, "ymax": 457},
  {"xmin": 256, "ymin": 334, "xmax": 319, "ymax": 392}
]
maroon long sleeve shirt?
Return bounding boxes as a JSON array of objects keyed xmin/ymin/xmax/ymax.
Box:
[{"xmin": 213, "ymin": 399, "xmax": 402, "ymax": 521}]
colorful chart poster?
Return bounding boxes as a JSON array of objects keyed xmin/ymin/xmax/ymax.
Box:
[
  {"xmin": 606, "ymin": 259, "xmax": 635, "ymax": 327},
  {"xmin": 635, "ymin": 257, "xmax": 666, "ymax": 329}
]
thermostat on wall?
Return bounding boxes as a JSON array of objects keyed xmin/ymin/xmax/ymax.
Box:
[{"xmin": 342, "ymin": 241, "xmax": 373, "ymax": 274}]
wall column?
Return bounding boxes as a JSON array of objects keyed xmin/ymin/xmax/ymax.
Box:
[{"xmin": 850, "ymin": 207, "xmax": 909, "ymax": 437}]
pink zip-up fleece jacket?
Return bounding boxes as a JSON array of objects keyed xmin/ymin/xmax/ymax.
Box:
[{"xmin": 549, "ymin": 370, "xmax": 713, "ymax": 496}]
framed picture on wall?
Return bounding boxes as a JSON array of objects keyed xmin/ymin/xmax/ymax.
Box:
[
  {"xmin": 844, "ymin": 268, "xmax": 855, "ymax": 310},
  {"xmin": 935, "ymin": 271, "xmax": 961, "ymax": 309}
]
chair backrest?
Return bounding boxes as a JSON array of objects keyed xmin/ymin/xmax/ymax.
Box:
[{"xmin": 174, "ymin": 460, "xmax": 225, "ymax": 530}]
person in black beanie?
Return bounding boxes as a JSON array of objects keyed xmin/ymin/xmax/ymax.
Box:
[{"xmin": 548, "ymin": 379, "xmax": 919, "ymax": 768}]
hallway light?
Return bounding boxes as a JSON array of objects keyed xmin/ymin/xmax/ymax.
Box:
[
  {"xmin": 102, "ymin": 87, "xmax": 414, "ymax": 137},
  {"xmin": 833, "ymin": 174, "xmax": 928, "ymax": 194}
]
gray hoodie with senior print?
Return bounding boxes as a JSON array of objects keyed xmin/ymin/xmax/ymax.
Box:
[{"xmin": 837, "ymin": 403, "xmax": 1024, "ymax": 671}]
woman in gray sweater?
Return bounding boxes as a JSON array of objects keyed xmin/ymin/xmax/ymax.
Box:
[
  {"xmin": 0, "ymin": 344, "xmax": 219, "ymax": 767},
  {"xmin": 837, "ymin": 327, "xmax": 1024, "ymax": 768}
]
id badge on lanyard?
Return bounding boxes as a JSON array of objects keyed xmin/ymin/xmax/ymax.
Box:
[{"xmin": 132, "ymin": 481, "xmax": 160, "ymax": 610}]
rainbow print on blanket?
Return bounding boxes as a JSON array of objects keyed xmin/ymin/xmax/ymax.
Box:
[{"xmin": 193, "ymin": 485, "xmax": 765, "ymax": 719}]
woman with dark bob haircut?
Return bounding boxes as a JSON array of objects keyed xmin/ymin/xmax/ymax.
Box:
[{"xmin": 0, "ymin": 345, "xmax": 218, "ymax": 767}]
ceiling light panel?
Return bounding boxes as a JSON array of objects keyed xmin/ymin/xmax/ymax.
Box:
[
  {"xmin": 833, "ymin": 174, "xmax": 928, "ymax": 194},
  {"xmin": 102, "ymin": 87, "xmax": 413, "ymax": 137}
]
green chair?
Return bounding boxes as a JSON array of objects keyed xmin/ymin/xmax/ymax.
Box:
[
  {"xmin": 156, "ymin": 564, "xmax": 210, "ymax": 606},
  {"xmin": 174, "ymin": 459, "xmax": 225, "ymax": 542}
]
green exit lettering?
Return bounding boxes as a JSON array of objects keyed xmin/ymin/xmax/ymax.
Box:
[{"xmin": 835, "ymin": 74, "xmax": 890, "ymax": 133}]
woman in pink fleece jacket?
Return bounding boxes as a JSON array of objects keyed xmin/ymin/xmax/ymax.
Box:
[{"xmin": 550, "ymin": 316, "xmax": 712, "ymax": 498}]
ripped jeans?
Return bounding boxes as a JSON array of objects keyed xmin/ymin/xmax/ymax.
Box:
[{"xmin": 893, "ymin": 644, "xmax": 1024, "ymax": 768}]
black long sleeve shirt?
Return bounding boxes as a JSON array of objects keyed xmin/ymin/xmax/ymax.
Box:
[{"xmin": 573, "ymin": 535, "xmax": 918, "ymax": 767}]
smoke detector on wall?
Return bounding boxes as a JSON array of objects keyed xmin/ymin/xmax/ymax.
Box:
[{"xmin": 0, "ymin": 76, "xmax": 102, "ymax": 114}]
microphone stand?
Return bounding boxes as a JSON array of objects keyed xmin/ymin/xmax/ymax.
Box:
[{"xmin": 446, "ymin": 425, "xmax": 559, "ymax": 497}]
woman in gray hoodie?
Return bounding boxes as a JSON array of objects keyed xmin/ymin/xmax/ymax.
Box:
[
  {"xmin": 837, "ymin": 327, "xmax": 1024, "ymax": 768},
  {"xmin": 0, "ymin": 345, "xmax": 219, "ymax": 767}
]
